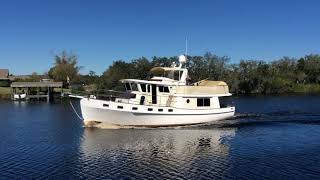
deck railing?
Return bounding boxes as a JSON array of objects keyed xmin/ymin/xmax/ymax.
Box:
[{"xmin": 76, "ymin": 90, "xmax": 177, "ymax": 107}]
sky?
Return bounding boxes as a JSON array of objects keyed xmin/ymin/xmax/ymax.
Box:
[{"xmin": 0, "ymin": 0, "xmax": 319, "ymax": 75}]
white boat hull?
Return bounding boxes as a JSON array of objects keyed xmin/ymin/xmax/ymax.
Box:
[
  {"xmin": 13, "ymin": 93, "xmax": 26, "ymax": 100},
  {"xmin": 80, "ymin": 98, "xmax": 235, "ymax": 127}
]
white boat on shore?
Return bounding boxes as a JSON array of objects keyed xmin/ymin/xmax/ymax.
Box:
[
  {"xmin": 13, "ymin": 93, "xmax": 26, "ymax": 100},
  {"xmin": 77, "ymin": 55, "xmax": 235, "ymax": 127}
]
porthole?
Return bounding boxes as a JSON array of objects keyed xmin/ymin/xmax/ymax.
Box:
[
  {"xmin": 103, "ymin": 104, "xmax": 109, "ymax": 107},
  {"xmin": 117, "ymin": 106, "xmax": 123, "ymax": 109},
  {"xmin": 132, "ymin": 107, "xmax": 138, "ymax": 110},
  {"xmin": 148, "ymin": 108, "xmax": 153, "ymax": 111},
  {"xmin": 168, "ymin": 109, "xmax": 173, "ymax": 112},
  {"xmin": 186, "ymin": 99, "xmax": 190, "ymax": 103}
]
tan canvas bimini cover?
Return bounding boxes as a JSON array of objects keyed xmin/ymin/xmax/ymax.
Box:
[{"xmin": 176, "ymin": 80, "xmax": 229, "ymax": 95}]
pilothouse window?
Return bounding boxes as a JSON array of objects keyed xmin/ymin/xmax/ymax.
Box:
[
  {"xmin": 131, "ymin": 83, "xmax": 138, "ymax": 91},
  {"xmin": 140, "ymin": 84, "xmax": 146, "ymax": 92},
  {"xmin": 147, "ymin": 85, "xmax": 150, "ymax": 92},
  {"xmin": 164, "ymin": 70, "xmax": 183, "ymax": 80},
  {"xmin": 174, "ymin": 71, "xmax": 183, "ymax": 81},
  {"xmin": 125, "ymin": 83, "xmax": 131, "ymax": 91}
]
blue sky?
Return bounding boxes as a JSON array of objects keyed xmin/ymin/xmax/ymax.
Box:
[{"xmin": 0, "ymin": 0, "xmax": 319, "ymax": 75}]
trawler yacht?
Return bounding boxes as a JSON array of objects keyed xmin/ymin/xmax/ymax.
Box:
[{"xmin": 79, "ymin": 55, "xmax": 235, "ymax": 127}]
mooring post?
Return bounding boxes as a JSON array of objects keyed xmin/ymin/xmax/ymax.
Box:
[
  {"xmin": 10, "ymin": 87, "xmax": 13, "ymax": 100},
  {"xmin": 26, "ymin": 87, "xmax": 29, "ymax": 101},
  {"xmin": 47, "ymin": 86, "xmax": 50, "ymax": 102},
  {"xmin": 61, "ymin": 86, "xmax": 63, "ymax": 99},
  {"xmin": 37, "ymin": 87, "xmax": 40, "ymax": 100}
]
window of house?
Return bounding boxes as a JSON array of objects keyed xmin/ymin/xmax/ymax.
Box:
[{"xmin": 197, "ymin": 98, "xmax": 211, "ymax": 107}]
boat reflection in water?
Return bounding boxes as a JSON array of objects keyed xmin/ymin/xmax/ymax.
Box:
[{"xmin": 78, "ymin": 127, "xmax": 236, "ymax": 179}]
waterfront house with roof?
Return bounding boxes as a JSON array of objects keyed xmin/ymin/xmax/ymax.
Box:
[{"xmin": 0, "ymin": 69, "xmax": 10, "ymax": 87}]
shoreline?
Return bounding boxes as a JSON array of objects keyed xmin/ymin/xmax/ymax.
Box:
[
  {"xmin": 0, "ymin": 87, "xmax": 11, "ymax": 100},
  {"xmin": 1, "ymin": 86, "xmax": 320, "ymax": 100}
]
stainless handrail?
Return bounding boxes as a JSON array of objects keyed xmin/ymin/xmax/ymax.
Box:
[{"xmin": 95, "ymin": 92, "xmax": 177, "ymax": 107}]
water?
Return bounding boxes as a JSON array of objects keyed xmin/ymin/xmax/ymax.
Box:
[{"xmin": 1, "ymin": 95, "xmax": 320, "ymax": 179}]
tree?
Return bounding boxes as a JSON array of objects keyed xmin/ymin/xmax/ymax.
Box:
[
  {"xmin": 84, "ymin": 52, "xmax": 320, "ymax": 94},
  {"xmin": 100, "ymin": 60, "xmax": 134, "ymax": 90},
  {"xmin": 30, "ymin": 72, "xmax": 41, "ymax": 82},
  {"xmin": 131, "ymin": 57, "xmax": 152, "ymax": 79},
  {"xmin": 48, "ymin": 51, "xmax": 81, "ymax": 85},
  {"xmin": 88, "ymin": 70, "xmax": 96, "ymax": 77},
  {"xmin": 302, "ymin": 54, "xmax": 320, "ymax": 83}
]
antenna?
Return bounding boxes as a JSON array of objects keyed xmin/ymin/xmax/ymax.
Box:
[{"xmin": 185, "ymin": 38, "xmax": 188, "ymax": 56}]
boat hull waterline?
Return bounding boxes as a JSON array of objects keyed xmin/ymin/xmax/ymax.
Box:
[{"xmin": 80, "ymin": 98, "xmax": 235, "ymax": 127}]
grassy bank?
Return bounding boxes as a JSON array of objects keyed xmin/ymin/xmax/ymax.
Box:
[
  {"xmin": 234, "ymin": 84, "xmax": 320, "ymax": 94},
  {"xmin": 291, "ymin": 84, "xmax": 320, "ymax": 93},
  {"xmin": 0, "ymin": 87, "xmax": 11, "ymax": 99}
]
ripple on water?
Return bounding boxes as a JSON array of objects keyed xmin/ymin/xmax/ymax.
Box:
[{"xmin": 1, "ymin": 96, "xmax": 320, "ymax": 179}]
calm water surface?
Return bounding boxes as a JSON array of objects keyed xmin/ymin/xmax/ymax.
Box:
[{"xmin": 1, "ymin": 95, "xmax": 320, "ymax": 179}]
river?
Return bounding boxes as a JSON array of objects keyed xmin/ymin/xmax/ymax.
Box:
[{"xmin": 0, "ymin": 95, "xmax": 320, "ymax": 179}]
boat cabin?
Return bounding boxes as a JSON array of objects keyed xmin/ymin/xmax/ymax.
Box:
[
  {"xmin": 99, "ymin": 55, "xmax": 232, "ymax": 110},
  {"xmin": 119, "ymin": 77, "xmax": 230, "ymax": 110}
]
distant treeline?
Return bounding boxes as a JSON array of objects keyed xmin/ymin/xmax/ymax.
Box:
[
  {"xmin": 17, "ymin": 51, "xmax": 320, "ymax": 94},
  {"xmin": 85, "ymin": 53, "xmax": 320, "ymax": 94}
]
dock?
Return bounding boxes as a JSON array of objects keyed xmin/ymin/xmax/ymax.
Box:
[{"xmin": 11, "ymin": 82, "xmax": 63, "ymax": 101}]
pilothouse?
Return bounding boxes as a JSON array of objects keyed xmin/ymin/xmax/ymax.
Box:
[{"xmin": 79, "ymin": 55, "xmax": 235, "ymax": 127}]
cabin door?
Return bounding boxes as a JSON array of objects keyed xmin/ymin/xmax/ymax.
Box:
[{"xmin": 151, "ymin": 84, "xmax": 157, "ymax": 104}]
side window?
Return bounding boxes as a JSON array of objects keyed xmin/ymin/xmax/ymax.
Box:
[
  {"xmin": 158, "ymin": 86, "xmax": 164, "ymax": 92},
  {"xmin": 147, "ymin": 85, "xmax": 150, "ymax": 93},
  {"xmin": 164, "ymin": 87, "xmax": 170, "ymax": 93},
  {"xmin": 174, "ymin": 70, "xmax": 183, "ymax": 80},
  {"xmin": 159, "ymin": 86, "xmax": 169, "ymax": 93},
  {"xmin": 131, "ymin": 83, "xmax": 138, "ymax": 91},
  {"xmin": 197, "ymin": 98, "xmax": 211, "ymax": 107},
  {"xmin": 197, "ymin": 98, "xmax": 203, "ymax": 106},
  {"xmin": 125, "ymin": 83, "xmax": 131, "ymax": 91},
  {"xmin": 140, "ymin": 84, "xmax": 146, "ymax": 92},
  {"xmin": 203, "ymin": 98, "xmax": 210, "ymax": 106}
]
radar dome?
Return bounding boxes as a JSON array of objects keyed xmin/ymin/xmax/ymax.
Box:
[{"xmin": 179, "ymin": 55, "xmax": 186, "ymax": 63}]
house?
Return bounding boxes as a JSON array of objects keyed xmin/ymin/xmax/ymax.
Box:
[
  {"xmin": 0, "ymin": 69, "xmax": 9, "ymax": 79},
  {"xmin": 0, "ymin": 69, "xmax": 10, "ymax": 87}
]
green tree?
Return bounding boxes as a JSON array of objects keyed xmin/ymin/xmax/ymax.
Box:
[
  {"xmin": 100, "ymin": 60, "xmax": 133, "ymax": 90},
  {"xmin": 302, "ymin": 54, "xmax": 320, "ymax": 83},
  {"xmin": 48, "ymin": 51, "xmax": 81, "ymax": 85},
  {"xmin": 131, "ymin": 57, "xmax": 152, "ymax": 79}
]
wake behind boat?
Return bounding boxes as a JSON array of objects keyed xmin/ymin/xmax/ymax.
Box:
[{"xmin": 75, "ymin": 55, "xmax": 235, "ymax": 127}]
